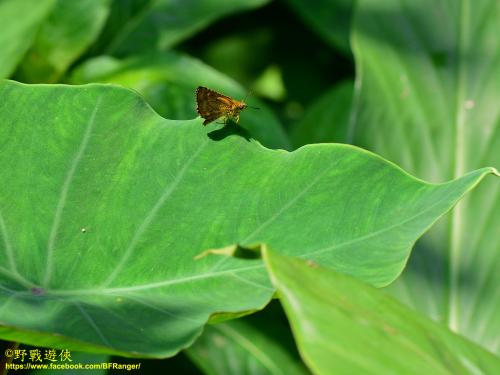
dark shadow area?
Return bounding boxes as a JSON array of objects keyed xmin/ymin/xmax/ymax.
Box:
[
  {"xmin": 109, "ymin": 352, "xmax": 202, "ymax": 375},
  {"xmin": 207, "ymin": 121, "xmax": 253, "ymax": 143},
  {"xmin": 179, "ymin": 0, "xmax": 354, "ymax": 127},
  {"xmin": 0, "ymin": 340, "xmax": 19, "ymax": 372}
]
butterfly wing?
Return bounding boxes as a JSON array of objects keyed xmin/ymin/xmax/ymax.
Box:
[{"xmin": 196, "ymin": 87, "xmax": 233, "ymax": 125}]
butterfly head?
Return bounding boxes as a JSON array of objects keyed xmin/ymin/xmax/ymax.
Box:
[{"xmin": 236, "ymin": 101, "xmax": 247, "ymax": 110}]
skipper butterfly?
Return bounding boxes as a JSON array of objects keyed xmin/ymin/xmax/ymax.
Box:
[{"xmin": 196, "ymin": 87, "xmax": 249, "ymax": 126}]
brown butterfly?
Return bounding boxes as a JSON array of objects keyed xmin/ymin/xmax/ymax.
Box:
[{"xmin": 196, "ymin": 86, "xmax": 248, "ymax": 126}]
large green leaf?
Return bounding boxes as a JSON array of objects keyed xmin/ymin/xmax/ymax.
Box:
[
  {"xmin": 99, "ymin": 0, "xmax": 270, "ymax": 56},
  {"xmin": 70, "ymin": 51, "xmax": 290, "ymax": 150},
  {"xmin": 260, "ymin": 248, "xmax": 500, "ymax": 375},
  {"xmin": 0, "ymin": 0, "xmax": 54, "ymax": 78},
  {"xmin": 284, "ymin": 0, "xmax": 353, "ymax": 54},
  {"xmin": 187, "ymin": 318, "xmax": 308, "ymax": 375},
  {"xmin": 351, "ymin": 0, "xmax": 500, "ymax": 352},
  {"xmin": 16, "ymin": 0, "xmax": 111, "ymax": 83},
  {"xmin": 0, "ymin": 80, "xmax": 496, "ymax": 356}
]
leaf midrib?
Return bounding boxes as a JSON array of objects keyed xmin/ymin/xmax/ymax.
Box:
[
  {"xmin": 26, "ymin": 171, "xmax": 490, "ymax": 298},
  {"xmin": 448, "ymin": 0, "xmax": 470, "ymax": 332}
]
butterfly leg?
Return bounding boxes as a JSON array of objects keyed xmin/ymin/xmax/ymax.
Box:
[{"xmin": 222, "ymin": 116, "xmax": 234, "ymax": 126}]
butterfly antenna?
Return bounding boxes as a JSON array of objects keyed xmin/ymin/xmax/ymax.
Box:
[
  {"xmin": 242, "ymin": 90, "xmax": 260, "ymax": 109},
  {"xmin": 243, "ymin": 90, "xmax": 252, "ymax": 102}
]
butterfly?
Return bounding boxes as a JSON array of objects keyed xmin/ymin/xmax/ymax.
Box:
[{"xmin": 196, "ymin": 86, "xmax": 248, "ymax": 126}]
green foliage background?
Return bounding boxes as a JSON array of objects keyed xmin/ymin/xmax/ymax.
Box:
[{"xmin": 0, "ymin": 0, "xmax": 498, "ymax": 374}]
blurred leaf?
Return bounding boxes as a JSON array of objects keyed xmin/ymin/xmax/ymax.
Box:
[
  {"xmin": 351, "ymin": 0, "xmax": 500, "ymax": 353},
  {"xmin": 184, "ymin": 2, "xmax": 351, "ymax": 118},
  {"xmin": 198, "ymin": 29, "xmax": 273, "ymax": 90},
  {"xmin": 0, "ymin": 81, "xmax": 495, "ymax": 356},
  {"xmin": 101, "ymin": 0, "xmax": 271, "ymax": 56},
  {"xmin": 0, "ymin": 0, "xmax": 54, "ymax": 78},
  {"xmin": 85, "ymin": 0, "xmax": 148, "ymax": 56},
  {"xmin": 252, "ymin": 65, "xmax": 286, "ymax": 101},
  {"xmin": 70, "ymin": 51, "xmax": 290, "ymax": 150},
  {"xmin": 284, "ymin": 0, "xmax": 353, "ymax": 54},
  {"xmin": 261, "ymin": 248, "xmax": 500, "ymax": 375},
  {"xmin": 187, "ymin": 319, "xmax": 308, "ymax": 375},
  {"xmin": 291, "ymin": 81, "xmax": 353, "ymax": 148},
  {"xmin": 16, "ymin": 0, "xmax": 111, "ymax": 83}
]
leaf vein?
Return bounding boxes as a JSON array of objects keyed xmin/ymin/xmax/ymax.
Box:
[
  {"xmin": 43, "ymin": 96, "xmax": 103, "ymax": 287},
  {"xmin": 74, "ymin": 302, "xmax": 111, "ymax": 347},
  {"xmin": 101, "ymin": 140, "xmax": 209, "ymax": 287}
]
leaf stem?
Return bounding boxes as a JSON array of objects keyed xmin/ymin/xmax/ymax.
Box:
[{"xmin": 449, "ymin": 0, "xmax": 470, "ymax": 332}]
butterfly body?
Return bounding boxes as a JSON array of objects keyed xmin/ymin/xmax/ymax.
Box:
[{"xmin": 196, "ymin": 86, "xmax": 247, "ymax": 125}]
